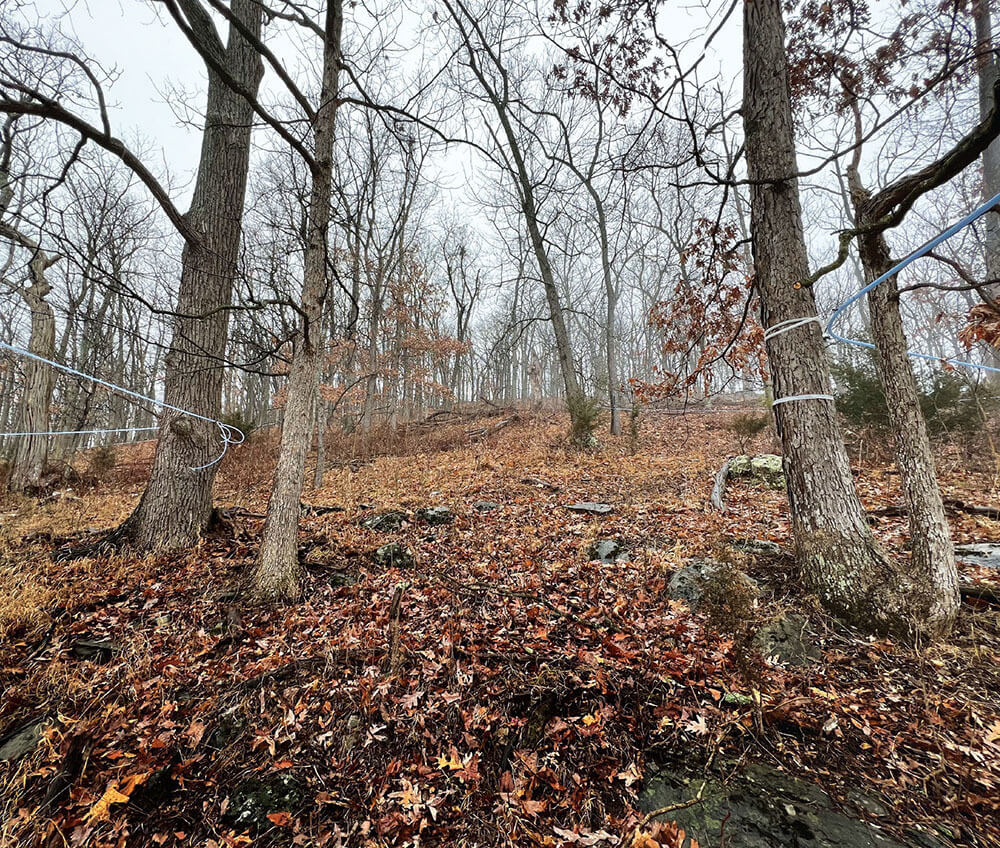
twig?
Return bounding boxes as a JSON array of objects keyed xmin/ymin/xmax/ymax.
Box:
[
  {"xmin": 387, "ymin": 583, "xmax": 405, "ymax": 677},
  {"xmin": 637, "ymin": 779, "xmax": 707, "ymax": 829}
]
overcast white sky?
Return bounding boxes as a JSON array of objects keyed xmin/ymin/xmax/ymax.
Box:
[
  {"xmin": 44, "ymin": 1, "xmax": 208, "ymax": 189},
  {"xmin": 33, "ymin": 0, "xmax": 744, "ymax": 211}
]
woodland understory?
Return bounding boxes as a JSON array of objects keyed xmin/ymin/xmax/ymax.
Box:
[{"xmin": 1, "ymin": 410, "xmax": 998, "ymax": 848}]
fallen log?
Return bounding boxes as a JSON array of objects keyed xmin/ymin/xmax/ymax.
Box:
[
  {"xmin": 946, "ymin": 499, "xmax": 1000, "ymax": 520},
  {"xmin": 301, "ymin": 503, "xmax": 346, "ymax": 516},
  {"xmin": 960, "ymin": 581, "xmax": 1000, "ymax": 605},
  {"xmin": 710, "ymin": 458, "xmax": 732, "ymax": 512},
  {"xmin": 466, "ymin": 414, "xmax": 518, "ymax": 441},
  {"xmin": 869, "ymin": 499, "xmax": 1000, "ymax": 520}
]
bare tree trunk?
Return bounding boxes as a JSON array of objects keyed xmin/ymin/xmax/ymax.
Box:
[
  {"xmin": 362, "ymin": 269, "xmax": 384, "ymax": 432},
  {"xmin": 445, "ymin": 0, "xmax": 584, "ymax": 420},
  {"xmin": 115, "ymin": 0, "xmax": 263, "ymax": 550},
  {"xmin": 9, "ymin": 254, "xmax": 57, "ymax": 492},
  {"xmin": 975, "ymin": 0, "xmax": 1000, "ymax": 308},
  {"xmin": 313, "ymin": 399, "xmax": 326, "ymax": 489},
  {"xmin": 850, "ymin": 169, "xmax": 960, "ymax": 635},
  {"xmin": 594, "ymin": 203, "xmax": 620, "ymax": 435},
  {"xmin": 1, "ymin": 120, "xmax": 60, "ymax": 492},
  {"xmin": 250, "ymin": 0, "xmax": 342, "ymax": 602},
  {"xmin": 524, "ymin": 204, "xmax": 583, "ymax": 408},
  {"xmin": 743, "ymin": 0, "xmax": 902, "ymax": 634}
]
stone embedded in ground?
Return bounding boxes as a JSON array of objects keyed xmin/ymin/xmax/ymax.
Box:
[
  {"xmin": 729, "ymin": 454, "xmax": 785, "ymax": 489},
  {"xmin": 721, "ymin": 692, "xmax": 755, "ymax": 708},
  {"xmin": 328, "ymin": 571, "xmax": 357, "ymax": 588},
  {"xmin": 373, "ymin": 543, "xmax": 415, "ymax": 569},
  {"xmin": 473, "ymin": 500, "xmax": 500, "ymax": 512},
  {"xmin": 754, "ymin": 614, "xmax": 820, "ymax": 666},
  {"xmin": 668, "ymin": 560, "xmax": 759, "ymax": 610},
  {"xmin": 70, "ymin": 639, "xmax": 120, "ymax": 663},
  {"xmin": 129, "ymin": 765, "xmax": 180, "ymax": 813},
  {"xmin": 588, "ymin": 539, "xmax": 630, "ymax": 563},
  {"xmin": 565, "ymin": 502, "xmax": 613, "ymax": 515},
  {"xmin": 0, "ymin": 719, "xmax": 44, "ymax": 762},
  {"xmin": 417, "ymin": 506, "xmax": 454, "ymax": 525},
  {"xmin": 955, "ymin": 542, "xmax": 1000, "ymax": 570},
  {"xmin": 731, "ymin": 538, "xmax": 782, "ymax": 557},
  {"xmin": 360, "ymin": 510, "xmax": 407, "ymax": 532},
  {"xmin": 224, "ymin": 774, "xmax": 303, "ymax": 830},
  {"xmin": 640, "ymin": 762, "xmax": 924, "ymax": 848}
]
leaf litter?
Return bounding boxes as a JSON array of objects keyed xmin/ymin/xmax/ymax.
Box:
[{"xmin": 1, "ymin": 412, "xmax": 998, "ymax": 847}]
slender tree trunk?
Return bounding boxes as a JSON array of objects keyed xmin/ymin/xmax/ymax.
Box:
[
  {"xmin": 313, "ymin": 400, "xmax": 326, "ymax": 489},
  {"xmin": 250, "ymin": 0, "xmax": 342, "ymax": 602},
  {"xmin": 744, "ymin": 0, "xmax": 904, "ymax": 634},
  {"xmin": 362, "ymin": 267, "xmax": 384, "ymax": 432},
  {"xmin": 341, "ymin": 232, "xmax": 362, "ymax": 431},
  {"xmin": 9, "ymin": 257, "xmax": 57, "ymax": 492},
  {"xmin": 447, "ymin": 1, "xmax": 583, "ymax": 419},
  {"xmin": 594, "ymin": 202, "xmax": 620, "ymax": 435},
  {"xmin": 114, "ymin": 0, "xmax": 263, "ymax": 549},
  {"xmin": 522, "ymin": 204, "xmax": 582, "ymax": 408},
  {"xmin": 850, "ymin": 170, "xmax": 959, "ymax": 634}
]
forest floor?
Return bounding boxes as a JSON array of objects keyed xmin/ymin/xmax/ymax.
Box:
[{"xmin": 1, "ymin": 410, "xmax": 999, "ymax": 848}]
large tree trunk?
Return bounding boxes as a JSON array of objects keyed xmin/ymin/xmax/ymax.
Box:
[
  {"xmin": 850, "ymin": 170, "xmax": 960, "ymax": 635},
  {"xmin": 975, "ymin": 0, "xmax": 1000, "ymax": 307},
  {"xmin": 743, "ymin": 0, "xmax": 902, "ymax": 634},
  {"xmin": 9, "ymin": 256, "xmax": 57, "ymax": 492},
  {"xmin": 114, "ymin": 0, "xmax": 263, "ymax": 549},
  {"xmin": 250, "ymin": 0, "xmax": 342, "ymax": 602}
]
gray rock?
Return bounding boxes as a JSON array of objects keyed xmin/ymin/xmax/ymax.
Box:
[
  {"xmin": 0, "ymin": 719, "xmax": 44, "ymax": 762},
  {"xmin": 328, "ymin": 570, "xmax": 357, "ymax": 588},
  {"xmin": 754, "ymin": 614, "xmax": 820, "ymax": 666},
  {"xmin": 373, "ymin": 543, "xmax": 415, "ymax": 569},
  {"xmin": 668, "ymin": 560, "xmax": 758, "ymax": 609},
  {"xmin": 208, "ymin": 708, "xmax": 247, "ymax": 750},
  {"xmin": 361, "ymin": 510, "xmax": 407, "ymax": 532},
  {"xmin": 640, "ymin": 762, "xmax": 918, "ymax": 847},
  {"xmin": 565, "ymin": 502, "xmax": 613, "ymax": 515},
  {"xmin": 225, "ymin": 774, "xmax": 303, "ymax": 830},
  {"xmin": 473, "ymin": 501, "xmax": 500, "ymax": 512},
  {"xmin": 588, "ymin": 539, "xmax": 630, "ymax": 563},
  {"xmin": 954, "ymin": 542, "xmax": 1000, "ymax": 570},
  {"xmin": 417, "ymin": 506, "xmax": 454, "ymax": 525},
  {"xmin": 729, "ymin": 454, "xmax": 785, "ymax": 489},
  {"xmin": 731, "ymin": 538, "xmax": 781, "ymax": 557},
  {"xmin": 70, "ymin": 639, "xmax": 119, "ymax": 663}
]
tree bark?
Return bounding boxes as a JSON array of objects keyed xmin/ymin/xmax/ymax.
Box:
[
  {"xmin": 250, "ymin": 0, "xmax": 343, "ymax": 602},
  {"xmin": 114, "ymin": 0, "xmax": 263, "ymax": 549},
  {"xmin": 0, "ymin": 120, "xmax": 60, "ymax": 492},
  {"xmin": 595, "ymin": 200, "xmax": 621, "ymax": 435},
  {"xmin": 850, "ymin": 169, "xmax": 960, "ymax": 635},
  {"xmin": 9, "ymin": 254, "xmax": 57, "ymax": 492},
  {"xmin": 445, "ymin": 0, "xmax": 584, "ymax": 421},
  {"xmin": 975, "ymin": 0, "xmax": 1000, "ymax": 306},
  {"xmin": 743, "ymin": 0, "xmax": 901, "ymax": 634}
]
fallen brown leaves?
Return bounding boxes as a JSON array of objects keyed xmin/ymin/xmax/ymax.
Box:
[{"xmin": 0, "ymin": 412, "xmax": 998, "ymax": 848}]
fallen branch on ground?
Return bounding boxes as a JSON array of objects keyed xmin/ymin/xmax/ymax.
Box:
[{"xmin": 710, "ymin": 458, "xmax": 732, "ymax": 512}]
